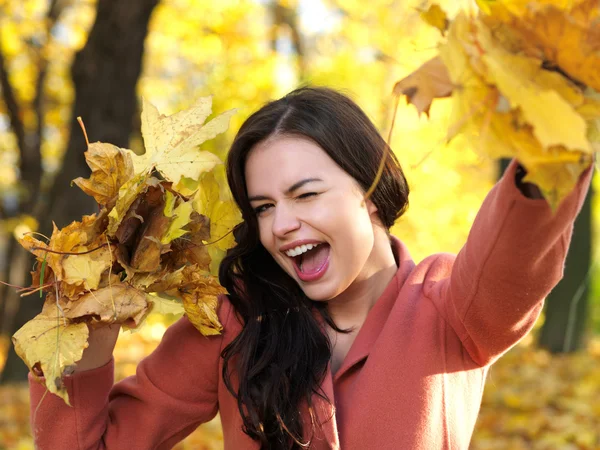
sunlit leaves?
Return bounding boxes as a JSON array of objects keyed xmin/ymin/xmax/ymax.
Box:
[
  {"xmin": 12, "ymin": 300, "xmax": 88, "ymax": 405},
  {"xmin": 394, "ymin": 2, "xmax": 598, "ymax": 210},
  {"xmin": 14, "ymin": 98, "xmax": 239, "ymax": 403}
]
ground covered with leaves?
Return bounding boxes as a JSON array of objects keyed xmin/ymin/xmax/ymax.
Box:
[{"xmin": 1, "ymin": 316, "xmax": 599, "ymax": 450}]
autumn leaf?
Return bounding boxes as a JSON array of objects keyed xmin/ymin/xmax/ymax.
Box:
[
  {"xmin": 146, "ymin": 293, "xmax": 185, "ymax": 318},
  {"xmin": 12, "ymin": 300, "xmax": 88, "ymax": 405},
  {"xmin": 62, "ymin": 282, "xmax": 149, "ymax": 327},
  {"xmin": 129, "ymin": 193, "xmax": 171, "ymax": 273},
  {"xmin": 61, "ymin": 243, "xmax": 113, "ymax": 291},
  {"xmin": 399, "ymin": 7, "xmax": 598, "ymax": 210},
  {"xmin": 13, "ymin": 96, "xmax": 235, "ymax": 405},
  {"xmin": 127, "ymin": 97, "xmax": 235, "ymax": 189},
  {"xmin": 193, "ymin": 171, "xmax": 241, "ymax": 274},
  {"xmin": 472, "ymin": 17, "xmax": 592, "ymax": 152},
  {"xmin": 393, "ymin": 56, "xmax": 453, "ymax": 116},
  {"xmin": 419, "ymin": 4, "xmax": 449, "ymax": 34},
  {"xmin": 72, "ymin": 142, "xmax": 135, "ymax": 210},
  {"xmin": 107, "ymin": 173, "xmax": 162, "ymax": 237},
  {"xmin": 162, "ymin": 190, "xmax": 194, "ymax": 244}
]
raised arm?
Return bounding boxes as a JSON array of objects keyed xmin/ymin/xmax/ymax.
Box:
[
  {"xmin": 29, "ymin": 297, "xmax": 234, "ymax": 450},
  {"xmin": 424, "ymin": 159, "xmax": 592, "ymax": 367}
]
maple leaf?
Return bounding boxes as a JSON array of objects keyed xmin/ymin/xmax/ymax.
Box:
[
  {"xmin": 72, "ymin": 142, "xmax": 135, "ymax": 210},
  {"xmin": 146, "ymin": 293, "xmax": 185, "ymax": 318},
  {"xmin": 62, "ymin": 282, "xmax": 149, "ymax": 327},
  {"xmin": 12, "ymin": 300, "xmax": 88, "ymax": 405},
  {"xmin": 471, "ymin": 15, "xmax": 592, "ymax": 152},
  {"xmin": 401, "ymin": 8, "xmax": 597, "ymax": 210},
  {"xmin": 61, "ymin": 243, "xmax": 113, "ymax": 291},
  {"xmin": 162, "ymin": 190, "xmax": 194, "ymax": 244},
  {"xmin": 393, "ymin": 56, "xmax": 454, "ymax": 116},
  {"xmin": 127, "ymin": 97, "xmax": 235, "ymax": 189},
  {"xmin": 419, "ymin": 4, "xmax": 449, "ymax": 34},
  {"xmin": 193, "ymin": 172, "xmax": 241, "ymax": 274},
  {"xmin": 478, "ymin": 0, "xmax": 600, "ymax": 92}
]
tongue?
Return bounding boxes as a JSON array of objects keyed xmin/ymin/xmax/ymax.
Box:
[{"xmin": 300, "ymin": 244, "xmax": 330, "ymax": 274}]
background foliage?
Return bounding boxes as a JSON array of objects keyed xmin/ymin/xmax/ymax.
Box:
[{"xmin": 0, "ymin": 0, "xmax": 598, "ymax": 448}]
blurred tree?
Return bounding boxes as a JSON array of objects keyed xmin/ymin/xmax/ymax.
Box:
[
  {"xmin": 0, "ymin": 0, "xmax": 159, "ymax": 383},
  {"xmin": 539, "ymin": 188, "xmax": 593, "ymax": 353}
]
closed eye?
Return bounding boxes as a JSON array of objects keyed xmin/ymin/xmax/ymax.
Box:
[{"xmin": 298, "ymin": 192, "xmax": 318, "ymax": 200}]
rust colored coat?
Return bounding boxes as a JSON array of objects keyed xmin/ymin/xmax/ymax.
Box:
[{"xmin": 29, "ymin": 161, "xmax": 592, "ymax": 449}]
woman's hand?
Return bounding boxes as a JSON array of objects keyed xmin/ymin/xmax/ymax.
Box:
[
  {"xmin": 515, "ymin": 164, "xmax": 544, "ymax": 199},
  {"xmin": 73, "ymin": 322, "xmax": 122, "ymax": 373}
]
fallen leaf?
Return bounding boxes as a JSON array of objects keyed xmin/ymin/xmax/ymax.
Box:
[
  {"xmin": 420, "ymin": 4, "xmax": 449, "ymax": 34},
  {"xmin": 393, "ymin": 56, "xmax": 453, "ymax": 116},
  {"xmin": 12, "ymin": 300, "xmax": 88, "ymax": 405},
  {"xmin": 72, "ymin": 142, "xmax": 135, "ymax": 210},
  {"xmin": 473, "ymin": 18, "xmax": 592, "ymax": 152},
  {"xmin": 146, "ymin": 293, "xmax": 185, "ymax": 318},
  {"xmin": 61, "ymin": 243, "xmax": 113, "ymax": 291},
  {"xmin": 193, "ymin": 172, "xmax": 241, "ymax": 275},
  {"xmin": 130, "ymin": 195, "xmax": 171, "ymax": 272},
  {"xmin": 126, "ymin": 97, "xmax": 234, "ymax": 189},
  {"xmin": 62, "ymin": 282, "xmax": 149, "ymax": 327},
  {"xmin": 162, "ymin": 190, "xmax": 194, "ymax": 244},
  {"xmin": 182, "ymin": 290, "xmax": 224, "ymax": 336},
  {"xmin": 107, "ymin": 173, "xmax": 162, "ymax": 237}
]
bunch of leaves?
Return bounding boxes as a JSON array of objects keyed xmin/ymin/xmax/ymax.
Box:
[
  {"xmin": 394, "ymin": 0, "xmax": 599, "ymax": 210},
  {"xmin": 11, "ymin": 96, "xmax": 241, "ymax": 404}
]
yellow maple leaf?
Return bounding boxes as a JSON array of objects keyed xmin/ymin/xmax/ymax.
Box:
[
  {"xmin": 193, "ymin": 172, "xmax": 241, "ymax": 275},
  {"xmin": 12, "ymin": 300, "xmax": 88, "ymax": 405},
  {"xmin": 146, "ymin": 293, "xmax": 186, "ymax": 318},
  {"xmin": 162, "ymin": 190, "xmax": 194, "ymax": 244},
  {"xmin": 479, "ymin": 0, "xmax": 600, "ymax": 92},
  {"xmin": 438, "ymin": 12, "xmax": 496, "ymax": 142},
  {"xmin": 72, "ymin": 142, "xmax": 134, "ymax": 209},
  {"xmin": 420, "ymin": 4, "xmax": 449, "ymax": 34},
  {"xmin": 473, "ymin": 19, "xmax": 592, "ymax": 152},
  {"xmin": 61, "ymin": 244, "xmax": 112, "ymax": 291},
  {"xmin": 127, "ymin": 97, "xmax": 235, "ymax": 188},
  {"xmin": 182, "ymin": 292, "xmax": 223, "ymax": 336}
]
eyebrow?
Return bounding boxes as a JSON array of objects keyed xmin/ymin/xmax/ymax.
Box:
[{"xmin": 248, "ymin": 178, "xmax": 323, "ymax": 202}]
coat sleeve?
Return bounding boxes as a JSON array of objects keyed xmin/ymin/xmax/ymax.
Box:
[
  {"xmin": 424, "ymin": 159, "xmax": 592, "ymax": 367},
  {"xmin": 28, "ymin": 296, "xmax": 234, "ymax": 450}
]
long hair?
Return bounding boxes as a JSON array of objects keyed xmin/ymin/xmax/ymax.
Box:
[{"xmin": 219, "ymin": 86, "xmax": 409, "ymax": 449}]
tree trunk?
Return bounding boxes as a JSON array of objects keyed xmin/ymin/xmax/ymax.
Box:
[
  {"xmin": 1, "ymin": 0, "xmax": 160, "ymax": 383},
  {"xmin": 539, "ymin": 183, "xmax": 593, "ymax": 353}
]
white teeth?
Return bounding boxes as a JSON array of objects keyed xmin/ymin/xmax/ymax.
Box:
[{"xmin": 285, "ymin": 242, "xmax": 320, "ymax": 257}]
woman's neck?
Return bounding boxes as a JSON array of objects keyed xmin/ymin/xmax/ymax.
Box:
[{"xmin": 326, "ymin": 233, "xmax": 398, "ymax": 331}]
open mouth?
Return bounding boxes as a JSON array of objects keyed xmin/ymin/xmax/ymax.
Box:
[{"xmin": 287, "ymin": 243, "xmax": 331, "ymax": 281}]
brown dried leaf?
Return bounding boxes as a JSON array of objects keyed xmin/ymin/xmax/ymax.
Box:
[
  {"xmin": 72, "ymin": 142, "xmax": 135, "ymax": 210},
  {"xmin": 393, "ymin": 56, "xmax": 454, "ymax": 116},
  {"xmin": 62, "ymin": 282, "xmax": 149, "ymax": 327}
]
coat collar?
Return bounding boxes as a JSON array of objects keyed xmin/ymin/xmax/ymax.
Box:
[
  {"xmin": 307, "ymin": 237, "xmax": 415, "ymax": 448},
  {"xmin": 330, "ymin": 236, "xmax": 415, "ymax": 382}
]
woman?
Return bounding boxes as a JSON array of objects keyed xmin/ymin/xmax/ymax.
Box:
[{"xmin": 29, "ymin": 87, "xmax": 592, "ymax": 450}]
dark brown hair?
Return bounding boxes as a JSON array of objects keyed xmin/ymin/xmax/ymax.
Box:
[{"xmin": 219, "ymin": 86, "xmax": 409, "ymax": 449}]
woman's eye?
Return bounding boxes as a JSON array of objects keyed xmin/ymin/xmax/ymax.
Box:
[
  {"xmin": 253, "ymin": 204, "xmax": 272, "ymax": 215},
  {"xmin": 298, "ymin": 192, "xmax": 318, "ymax": 200}
]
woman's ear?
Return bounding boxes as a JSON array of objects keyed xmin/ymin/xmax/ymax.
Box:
[{"xmin": 366, "ymin": 198, "xmax": 378, "ymax": 215}]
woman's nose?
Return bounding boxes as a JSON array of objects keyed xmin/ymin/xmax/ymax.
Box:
[{"xmin": 271, "ymin": 204, "xmax": 301, "ymax": 237}]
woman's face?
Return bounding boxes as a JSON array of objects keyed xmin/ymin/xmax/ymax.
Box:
[{"xmin": 245, "ymin": 135, "xmax": 381, "ymax": 301}]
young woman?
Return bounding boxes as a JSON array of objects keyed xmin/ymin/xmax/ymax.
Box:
[{"xmin": 29, "ymin": 87, "xmax": 592, "ymax": 450}]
